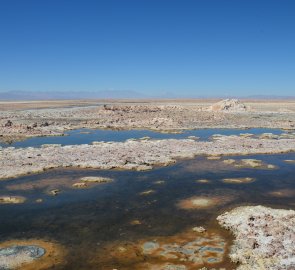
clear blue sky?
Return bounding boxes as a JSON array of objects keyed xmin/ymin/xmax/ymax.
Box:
[{"xmin": 0, "ymin": 0, "xmax": 294, "ymax": 97}]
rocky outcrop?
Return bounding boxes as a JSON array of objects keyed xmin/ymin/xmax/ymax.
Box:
[
  {"xmin": 209, "ymin": 99, "xmax": 249, "ymax": 112},
  {"xmin": 221, "ymin": 177, "xmax": 255, "ymax": 184},
  {"xmin": 1, "ymin": 102, "xmax": 295, "ymax": 142},
  {"xmin": 0, "ymin": 195, "xmax": 26, "ymax": 204},
  {"xmin": 217, "ymin": 206, "xmax": 295, "ymax": 269}
]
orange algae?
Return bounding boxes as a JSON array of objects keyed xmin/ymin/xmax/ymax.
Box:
[
  {"xmin": 177, "ymin": 192, "xmax": 235, "ymax": 210},
  {"xmin": 96, "ymin": 229, "xmax": 229, "ymax": 270},
  {"xmin": 268, "ymin": 189, "xmax": 295, "ymax": 198}
]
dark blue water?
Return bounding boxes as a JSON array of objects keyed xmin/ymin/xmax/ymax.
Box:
[
  {"xmin": 0, "ymin": 127, "xmax": 284, "ymax": 148},
  {"xmin": 0, "ymin": 127, "xmax": 293, "ymax": 269},
  {"xmin": 0, "ymin": 152, "xmax": 295, "ymax": 269}
]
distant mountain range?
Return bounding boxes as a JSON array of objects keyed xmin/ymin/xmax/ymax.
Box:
[
  {"xmin": 243, "ymin": 95, "xmax": 295, "ymax": 100},
  {"xmin": 0, "ymin": 90, "xmax": 147, "ymax": 100},
  {"xmin": 0, "ymin": 90, "xmax": 294, "ymax": 100}
]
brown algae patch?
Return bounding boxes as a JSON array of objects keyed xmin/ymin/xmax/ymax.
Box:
[
  {"xmin": 80, "ymin": 176, "xmax": 113, "ymax": 183},
  {"xmin": 97, "ymin": 229, "xmax": 228, "ymax": 270},
  {"xmin": 177, "ymin": 197, "xmax": 220, "ymax": 209},
  {"xmin": 47, "ymin": 189, "xmax": 60, "ymax": 196},
  {"xmin": 223, "ymin": 158, "xmax": 277, "ymax": 169},
  {"xmin": 196, "ymin": 179, "xmax": 211, "ymax": 184},
  {"xmin": 78, "ymin": 131, "xmax": 92, "ymax": 134},
  {"xmin": 268, "ymin": 189, "xmax": 295, "ymax": 198},
  {"xmin": 139, "ymin": 189, "xmax": 156, "ymax": 196},
  {"xmin": 177, "ymin": 158, "xmax": 236, "ymax": 175},
  {"xmin": 177, "ymin": 191, "xmax": 236, "ymax": 210},
  {"xmin": 141, "ymin": 263, "xmax": 188, "ymax": 269},
  {"xmin": 207, "ymin": 155, "xmax": 221, "ymax": 160},
  {"xmin": 266, "ymin": 164, "xmax": 277, "ymax": 169},
  {"xmin": 237, "ymin": 159, "xmax": 264, "ymax": 168},
  {"xmin": 222, "ymin": 177, "xmax": 255, "ymax": 184},
  {"xmin": 6, "ymin": 177, "xmax": 75, "ymax": 191},
  {"xmin": 0, "ymin": 239, "xmax": 65, "ymax": 270},
  {"xmin": 187, "ymin": 135, "xmax": 199, "ymax": 140},
  {"xmin": 130, "ymin": 219, "xmax": 142, "ymax": 225},
  {"xmin": 153, "ymin": 180, "xmax": 165, "ymax": 185},
  {"xmin": 0, "ymin": 195, "xmax": 26, "ymax": 204},
  {"xmin": 192, "ymin": 226, "xmax": 207, "ymax": 233},
  {"xmin": 6, "ymin": 175, "xmax": 113, "ymax": 193},
  {"xmin": 222, "ymin": 159, "xmax": 236, "ymax": 165},
  {"xmin": 259, "ymin": 133, "xmax": 279, "ymax": 140},
  {"xmin": 72, "ymin": 182, "xmax": 88, "ymax": 188},
  {"xmin": 239, "ymin": 133, "xmax": 254, "ymax": 138},
  {"xmin": 72, "ymin": 176, "xmax": 114, "ymax": 189},
  {"xmin": 141, "ymin": 233, "xmax": 226, "ymax": 267}
]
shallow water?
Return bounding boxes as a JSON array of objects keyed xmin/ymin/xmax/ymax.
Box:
[
  {"xmin": 1, "ymin": 152, "xmax": 295, "ymax": 269},
  {"xmin": 0, "ymin": 127, "xmax": 284, "ymax": 148}
]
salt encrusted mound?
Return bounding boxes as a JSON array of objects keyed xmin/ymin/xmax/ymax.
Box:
[
  {"xmin": 217, "ymin": 205, "xmax": 295, "ymax": 270},
  {"xmin": 1, "ymin": 136, "xmax": 295, "ymax": 180},
  {"xmin": 0, "ymin": 239, "xmax": 65, "ymax": 270},
  {"xmin": 209, "ymin": 99, "xmax": 249, "ymax": 112}
]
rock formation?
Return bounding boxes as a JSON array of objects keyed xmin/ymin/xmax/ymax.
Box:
[
  {"xmin": 209, "ymin": 99, "xmax": 249, "ymax": 112},
  {"xmin": 217, "ymin": 206, "xmax": 295, "ymax": 269}
]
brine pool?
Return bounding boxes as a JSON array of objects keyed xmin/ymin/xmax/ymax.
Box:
[
  {"xmin": 0, "ymin": 127, "xmax": 285, "ymax": 148},
  {"xmin": 0, "ymin": 128, "xmax": 295, "ymax": 269}
]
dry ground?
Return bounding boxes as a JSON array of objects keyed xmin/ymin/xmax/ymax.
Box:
[{"xmin": 1, "ymin": 99, "xmax": 295, "ymax": 143}]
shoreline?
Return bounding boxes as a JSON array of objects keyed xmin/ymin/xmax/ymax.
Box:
[
  {"xmin": 1, "ymin": 136, "xmax": 295, "ymax": 180},
  {"xmin": 1, "ymin": 101, "xmax": 295, "ymax": 142}
]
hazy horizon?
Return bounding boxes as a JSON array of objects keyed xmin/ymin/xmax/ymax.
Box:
[{"xmin": 1, "ymin": 89, "xmax": 295, "ymax": 100}]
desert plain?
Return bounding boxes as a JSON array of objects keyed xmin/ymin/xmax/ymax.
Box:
[{"xmin": 1, "ymin": 98, "xmax": 295, "ymax": 270}]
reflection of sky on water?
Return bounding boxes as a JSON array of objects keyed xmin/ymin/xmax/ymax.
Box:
[{"xmin": 0, "ymin": 127, "xmax": 284, "ymax": 148}]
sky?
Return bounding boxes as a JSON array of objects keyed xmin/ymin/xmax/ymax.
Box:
[{"xmin": 0, "ymin": 0, "xmax": 294, "ymax": 97}]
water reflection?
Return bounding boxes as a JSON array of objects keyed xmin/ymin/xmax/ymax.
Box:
[{"xmin": 0, "ymin": 127, "xmax": 284, "ymax": 148}]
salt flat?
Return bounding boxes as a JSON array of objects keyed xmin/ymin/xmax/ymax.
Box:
[
  {"xmin": 1, "ymin": 99, "xmax": 295, "ymax": 270},
  {"xmin": 1, "ymin": 99, "xmax": 295, "ymax": 143}
]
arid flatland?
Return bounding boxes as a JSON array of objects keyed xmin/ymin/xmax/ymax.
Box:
[
  {"xmin": 1, "ymin": 99, "xmax": 295, "ymax": 270},
  {"xmin": 1, "ymin": 99, "xmax": 295, "ymax": 143}
]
